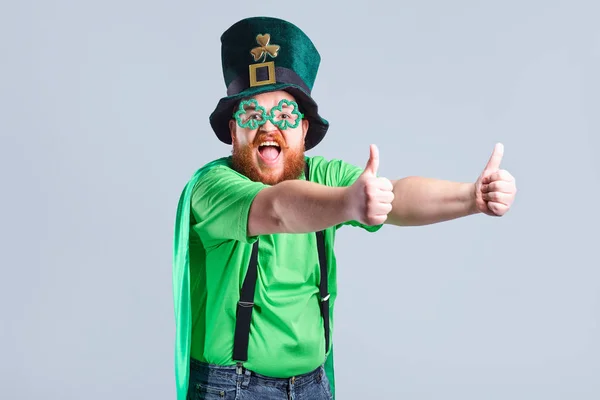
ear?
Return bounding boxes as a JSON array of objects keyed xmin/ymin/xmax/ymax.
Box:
[
  {"xmin": 302, "ymin": 118, "xmax": 309, "ymax": 141},
  {"xmin": 229, "ymin": 119, "xmax": 236, "ymax": 142}
]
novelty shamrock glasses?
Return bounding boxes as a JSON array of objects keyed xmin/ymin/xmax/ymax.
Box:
[{"xmin": 234, "ymin": 99, "xmax": 304, "ymax": 130}]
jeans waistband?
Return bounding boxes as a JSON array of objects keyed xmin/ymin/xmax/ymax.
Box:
[{"xmin": 189, "ymin": 358, "xmax": 324, "ymax": 388}]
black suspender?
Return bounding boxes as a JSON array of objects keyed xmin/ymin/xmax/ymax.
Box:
[
  {"xmin": 232, "ymin": 162, "xmax": 331, "ymax": 364},
  {"xmin": 316, "ymin": 229, "xmax": 331, "ymax": 355},
  {"xmin": 232, "ymin": 237, "xmax": 260, "ymax": 362}
]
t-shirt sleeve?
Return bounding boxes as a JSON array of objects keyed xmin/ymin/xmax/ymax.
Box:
[
  {"xmin": 190, "ymin": 166, "xmax": 268, "ymax": 245},
  {"xmin": 311, "ymin": 157, "xmax": 384, "ymax": 233}
]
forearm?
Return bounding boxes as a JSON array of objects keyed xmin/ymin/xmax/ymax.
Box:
[
  {"xmin": 386, "ymin": 177, "xmax": 479, "ymax": 226},
  {"xmin": 249, "ymin": 180, "xmax": 351, "ymax": 235}
]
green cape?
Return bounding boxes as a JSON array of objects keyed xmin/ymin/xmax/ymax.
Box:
[{"xmin": 172, "ymin": 165, "xmax": 337, "ymax": 400}]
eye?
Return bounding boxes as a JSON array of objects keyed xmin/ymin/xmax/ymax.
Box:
[{"xmin": 247, "ymin": 112, "xmax": 263, "ymax": 120}]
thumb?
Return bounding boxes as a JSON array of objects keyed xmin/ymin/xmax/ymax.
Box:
[
  {"xmin": 483, "ymin": 142, "xmax": 504, "ymax": 172},
  {"xmin": 364, "ymin": 144, "xmax": 379, "ymax": 175}
]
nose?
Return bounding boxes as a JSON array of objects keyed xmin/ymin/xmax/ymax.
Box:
[{"xmin": 258, "ymin": 118, "xmax": 277, "ymax": 132}]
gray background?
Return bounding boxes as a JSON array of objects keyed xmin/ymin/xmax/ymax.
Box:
[{"xmin": 1, "ymin": 0, "xmax": 599, "ymax": 399}]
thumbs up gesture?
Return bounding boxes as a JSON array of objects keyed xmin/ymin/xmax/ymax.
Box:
[
  {"xmin": 474, "ymin": 143, "xmax": 517, "ymax": 216},
  {"xmin": 347, "ymin": 144, "xmax": 395, "ymax": 225}
]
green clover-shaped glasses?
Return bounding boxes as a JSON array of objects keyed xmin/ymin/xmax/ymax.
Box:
[{"xmin": 234, "ymin": 98, "xmax": 304, "ymax": 130}]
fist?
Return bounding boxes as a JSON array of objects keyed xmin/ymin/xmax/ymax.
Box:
[
  {"xmin": 474, "ymin": 143, "xmax": 517, "ymax": 216},
  {"xmin": 347, "ymin": 144, "xmax": 395, "ymax": 225}
]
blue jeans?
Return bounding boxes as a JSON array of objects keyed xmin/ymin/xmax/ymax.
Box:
[{"xmin": 187, "ymin": 358, "xmax": 333, "ymax": 400}]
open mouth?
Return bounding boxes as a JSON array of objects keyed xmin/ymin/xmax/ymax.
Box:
[{"xmin": 257, "ymin": 141, "xmax": 281, "ymax": 163}]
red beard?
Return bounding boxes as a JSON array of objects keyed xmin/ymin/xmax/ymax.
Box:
[{"xmin": 231, "ymin": 133, "xmax": 305, "ymax": 185}]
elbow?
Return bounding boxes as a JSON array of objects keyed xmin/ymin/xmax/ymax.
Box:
[
  {"xmin": 247, "ymin": 188, "xmax": 285, "ymax": 236},
  {"xmin": 268, "ymin": 191, "xmax": 288, "ymax": 232}
]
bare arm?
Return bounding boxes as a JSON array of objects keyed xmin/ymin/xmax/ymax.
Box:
[
  {"xmin": 386, "ymin": 177, "xmax": 479, "ymax": 226},
  {"xmin": 247, "ymin": 145, "xmax": 396, "ymax": 236},
  {"xmin": 248, "ymin": 180, "xmax": 352, "ymax": 236},
  {"xmin": 385, "ymin": 143, "xmax": 517, "ymax": 226}
]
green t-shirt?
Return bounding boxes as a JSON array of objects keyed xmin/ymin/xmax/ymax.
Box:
[{"xmin": 188, "ymin": 155, "xmax": 381, "ymax": 378}]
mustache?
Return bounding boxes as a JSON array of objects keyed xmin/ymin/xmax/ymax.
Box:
[{"xmin": 253, "ymin": 133, "xmax": 288, "ymax": 149}]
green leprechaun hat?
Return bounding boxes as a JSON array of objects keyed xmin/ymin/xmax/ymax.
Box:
[{"xmin": 209, "ymin": 16, "xmax": 329, "ymax": 151}]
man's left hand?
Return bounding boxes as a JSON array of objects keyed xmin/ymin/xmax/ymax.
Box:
[{"xmin": 473, "ymin": 143, "xmax": 517, "ymax": 216}]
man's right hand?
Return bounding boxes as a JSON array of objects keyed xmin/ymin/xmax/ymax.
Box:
[{"xmin": 345, "ymin": 144, "xmax": 395, "ymax": 226}]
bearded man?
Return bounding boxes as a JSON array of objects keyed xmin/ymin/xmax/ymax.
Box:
[{"xmin": 172, "ymin": 16, "xmax": 517, "ymax": 400}]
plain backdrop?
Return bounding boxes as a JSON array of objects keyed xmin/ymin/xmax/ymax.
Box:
[{"xmin": 1, "ymin": 0, "xmax": 599, "ymax": 399}]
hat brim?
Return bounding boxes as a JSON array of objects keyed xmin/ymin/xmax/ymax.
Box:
[{"xmin": 209, "ymin": 83, "xmax": 328, "ymax": 151}]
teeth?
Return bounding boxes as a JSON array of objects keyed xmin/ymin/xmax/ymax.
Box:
[{"xmin": 259, "ymin": 141, "xmax": 279, "ymax": 147}]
